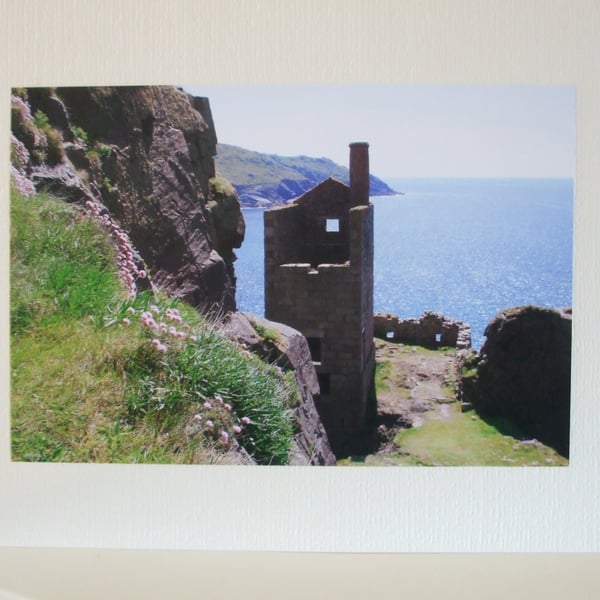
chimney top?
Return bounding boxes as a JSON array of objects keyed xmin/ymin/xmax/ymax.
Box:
[{"xmin": 349, "ymin": 142, "xmax": 370, "ymax": 206}]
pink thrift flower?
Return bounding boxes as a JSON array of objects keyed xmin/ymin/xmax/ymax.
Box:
[
  {"xmin": 150, "ymin": 304, "xmax": 160, "ymax": 314},
  {"xmin": 232, "ymin": 425, "xmax": 242, "ymax": 435},
  {"xmin": 138, "ymin": 270, "xmax": 147, "ymax": 279},
  {"xmin": 177, "ymin": 331, "xmax": 187, "ymax": 339},
  {"xmin": 157, "ymin": 343, "xmax": 167, "ymax": 353},
  {"xmin": 193, "ymin": 414, "xmax": 203, "ymax": 422},
  {"xmin": 241, "ymin": 417, "xmax": 251, "ymax": 426},
  {"xmin": 220, "ymin": 431, "xmax": 229, "ymax": 445},
  {"xmin": 151, "ymin": 338, "xmax": 161, "ymax": 346},
  {"xmin": 214, "ymin": 394, "xmax": 223, "ymax": 404},
  {"xmin": 122, "ymin": 317, "xmax": 131, "ymax": 325},
  {"xmin": 190, "ymin": 335, "xmax": 198, "ymax": 342},
  {"xmin": 203, "ymin": 401, "xmax": 212, "ymax": 409},
  {"xmin": 168, "ymin": 326, "xmax": 177, "ymax": 336},
  {"xmin": 10, "ymin": 166, "xmax": 35, "ymax": 196},
  {"xmin": 127, "ymin": 306, "xmax": 136, "ymax": 315},
  {"xmin": 205, "ymin": 420, "xmax": 214, "ymax": 428},
  {"xmin": 224, "ymin": 403, "xmax": 232, "ymax": 412}
]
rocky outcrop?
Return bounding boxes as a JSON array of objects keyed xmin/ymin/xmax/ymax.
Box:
[
  {"xmin": 12, "ymin": 86, "xmax": 244, "ymax": 314},
  {"xmin": 215, "ymin": 143, "xmax": 398, "ymax": 207},
  {"xmin": 374, "ymin": 311, "xmax": 472, "ymax": 349},
  {"xmin": 468, "ymin": 306, "xmax": 572, "ymax": 457},
  {"xmin": 223, "ymin": 312, "xmax": 336, "ymax": 465}
]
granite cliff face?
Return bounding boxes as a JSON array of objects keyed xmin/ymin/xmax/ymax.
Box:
[
  {"xmin": 215, "ymin": 143, "xmax": 398, "ymax": 207},
  {"xmin": 12, "ymin": 86, "xmax": 244, "ymax": 313}
]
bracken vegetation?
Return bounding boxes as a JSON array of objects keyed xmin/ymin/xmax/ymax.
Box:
[{"xmin": 10, "ymin": 189, "xmax": 296, "ymax": 465}]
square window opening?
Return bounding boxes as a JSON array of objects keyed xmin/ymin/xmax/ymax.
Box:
[
  {"xmin": 386, "ymin": 331, "xmax": 395, "ymax": 340},
  {"xmin": 435, "ymin": 333, "xmax": 442, "ymax": 343},
  {"xmin": 317, "ymin": 373, "xmax": 331, "ymax": 395},
  {"xmin": 307, "ymin": 337, "xmax": 322, "ymax": 363},
  {"xmin": 325, "ymin": 218, "xmax": 340, "ymax": 233}
]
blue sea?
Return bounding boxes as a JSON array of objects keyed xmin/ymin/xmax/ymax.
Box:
[{"xmin": 234, "ymin": 178, "xmax": 573, "ymax": 349}]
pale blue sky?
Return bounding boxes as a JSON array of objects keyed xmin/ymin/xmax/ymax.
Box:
[{"xmin": 183, "ymin": 85, "xmax": 575, "ymax": 179}]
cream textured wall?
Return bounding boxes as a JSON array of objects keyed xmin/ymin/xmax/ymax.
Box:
[{"xmin": 1, "ymin": 0, "xmax": 599, "ymax": 569}]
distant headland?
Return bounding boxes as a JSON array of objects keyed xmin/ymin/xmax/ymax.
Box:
[{"xmin": 214, "ymin": 142, "xmax": 398, "ymax": 207}]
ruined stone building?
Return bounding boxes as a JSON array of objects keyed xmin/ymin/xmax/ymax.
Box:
[{"xmin": 264, "ymin": 143, "xmax": 375, "ymax": 453}]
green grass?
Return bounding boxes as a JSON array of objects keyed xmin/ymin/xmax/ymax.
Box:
[
  {"xmin": 338, "ymin": 407, "xmax": 568, "ymax": 467},
  {"xmin": 11, "ymin": 192, "xmax": 120, "ymax": 334},
  {"xmin": 374, "ymin": 360, "xmax": 392, "ymax": 394},
  {"xmin": 340, "ymin": 340, "xmax": 567, "ymax": 467},
  {"xmin": 250, "ymin": 319, "xmax": 282, "ymax": 345},
  {"xmin": 209, "ymin": 175, "xmax": 236, "ymax": 196},
  {"xmin": 10, "ymin": 188, "xmax": 296, "ymax": 465},
  {"xmin": 387, "ymin": 407, "xmax": 567, "ymax": 466}
]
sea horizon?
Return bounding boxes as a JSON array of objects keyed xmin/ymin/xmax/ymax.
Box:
[{"xmin": 236, "ymin": 176, "xmax": 573, "ymax": 349}]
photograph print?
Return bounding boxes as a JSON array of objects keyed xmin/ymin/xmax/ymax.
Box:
[{"xmin": 9, "ymin": 84, "xmax": 574, "ymax": 466}]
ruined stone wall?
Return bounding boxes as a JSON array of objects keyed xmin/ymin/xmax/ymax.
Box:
[
  {"xmin": 299, "ymin": 178, "xmax": 351, "ymax": 265},
  {"xmin": 263, "ymin": 203, "xmax": 302, "ymax": 274},
  {"xmin": 374, "ymin": 311, "xmax": 472, "ymax": 349}
]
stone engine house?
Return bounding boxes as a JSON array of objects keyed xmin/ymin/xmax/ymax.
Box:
[{"xmin": 264, "ymin": 142, "xmax": 375, "ymax": 453}]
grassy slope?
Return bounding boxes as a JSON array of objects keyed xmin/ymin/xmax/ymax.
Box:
[
  {"xmin": 340, "ymin": 344, "xmax": 568, "ymax": 467},
  {"xmin": 10, "ymin": 190, "xmax": 296, "ymax": 464}
]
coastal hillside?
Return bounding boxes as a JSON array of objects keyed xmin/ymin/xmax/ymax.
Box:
[
  {"xmin": 10, "ymin": 86, "xmax": 244, "ymax": 313},
  {"xmin": 10, "ymin": 189, "xmax": 298, "ymax": 464},
  {"xmin": 9, "ymin": 86, "xmax": 336, "ymax": 466},
  {"xmin": 214, "ymin": 142, "xmax": 398, "ymax": 207}
]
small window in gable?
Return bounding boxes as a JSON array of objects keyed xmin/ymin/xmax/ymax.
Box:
[{"xmin": 325, "ymin": 218, "xmax": 340, "ymax": 233}]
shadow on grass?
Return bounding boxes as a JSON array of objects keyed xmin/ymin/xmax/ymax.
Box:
[{"xmin": 476, "ymin": 411, "xmax": 569, "ymax": 459}]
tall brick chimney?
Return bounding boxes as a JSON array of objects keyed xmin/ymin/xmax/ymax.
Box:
[{"xmin": 349, "ymin": 142, "xmax": 370, "ymax": 207}]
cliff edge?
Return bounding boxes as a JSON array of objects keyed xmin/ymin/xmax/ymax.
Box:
[{"xmin": 12, "ymin": 86, "xmax": 244, "ymax": 313}]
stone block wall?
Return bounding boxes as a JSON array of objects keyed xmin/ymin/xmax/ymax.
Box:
[
  {"xmin": 264, "ymin": 178, "xmax": 375, "ymax": 453},
  {"xmin": 374, "ymin": 311, "xmax": 471, "ymax": 349}
]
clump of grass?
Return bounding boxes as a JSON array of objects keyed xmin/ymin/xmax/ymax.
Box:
[
  {"xmin": 210, "ymin": 175, "xmax": 236, "ymax": 196},
  {"xmin": 251, "ymin": 320, "xmax": 281, "ymax": 345},
  {"xmin": 71, "ymin": 125, "xmax": 89, "ymax": 145},
  {"xmin": 11, "ymin": 189, "xmax": 296, "ymax": 465},
  {"xmin": 32, "ymin": 109, "xmax": 65, "ymax": 164},
  {"xmin": 110, "ymin": 295, "xmax": 295, "ymax": 464},
  {"xmin": 86, "ymin": 143, "xmax": 113, "ymax": 166},
  {"xmin": 374, "ymin": 360, "xmax": 392, "ymax": 394},
  {"xmin": 10, "ymin": 191, "xmax": 122, "ymax": 334}
]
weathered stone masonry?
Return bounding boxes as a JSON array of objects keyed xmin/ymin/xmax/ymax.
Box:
[
  {"xmin": 264, "ymin": 143, "xmax": 375, "ymax": 452},
  {"xmin": 374, "ymin": 311, "xmax": 472, "ymax": 350}
]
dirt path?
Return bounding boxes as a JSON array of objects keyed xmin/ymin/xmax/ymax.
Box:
[{"xmin": 374, "ymin": 338, "xmax": 460, "ymax": 434}]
